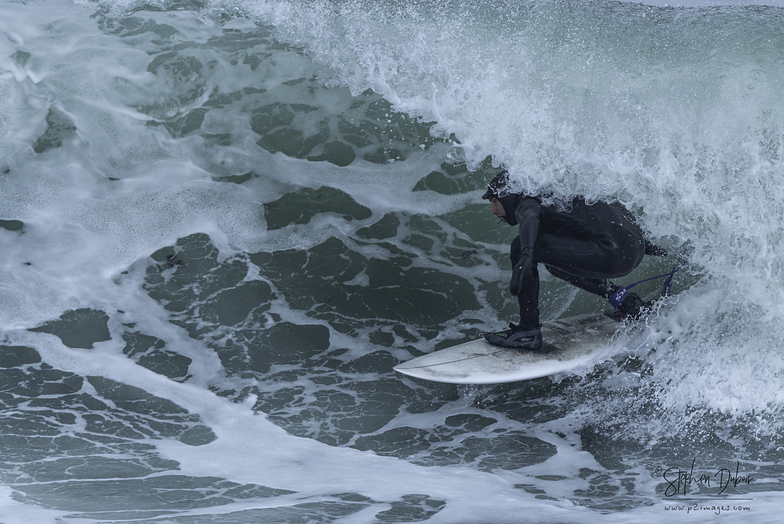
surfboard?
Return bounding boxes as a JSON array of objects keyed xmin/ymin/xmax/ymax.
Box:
[{"xmin": 393, "ymin": 313, "xmax": 620, "ymax": 384}]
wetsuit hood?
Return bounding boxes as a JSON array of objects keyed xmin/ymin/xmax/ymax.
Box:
[
  {"xmin": 482, "ymin": 170, "xmax": 521, "ymax": 225},
  {"xmin": 497, "ymin": 194, "xmax": 521, "ymax": 225}
]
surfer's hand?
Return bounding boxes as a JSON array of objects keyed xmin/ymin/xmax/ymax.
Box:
[{"xmin": 510, "ymin": 252, "xmax": 532, "ymax": 295}]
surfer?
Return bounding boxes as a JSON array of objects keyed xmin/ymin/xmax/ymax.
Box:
[{"xmin": 482, "ymin": 170, "xmax": 665, "ymax": 351}]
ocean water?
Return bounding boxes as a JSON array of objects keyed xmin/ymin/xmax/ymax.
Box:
[{"xmin": 2, "ymin": 0, "xmax": 784, "ymax": 521}]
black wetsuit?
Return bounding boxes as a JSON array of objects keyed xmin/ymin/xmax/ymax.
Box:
[{"xmin": 499, "ymin": 193, "xmax": 648, "ymax": 330}]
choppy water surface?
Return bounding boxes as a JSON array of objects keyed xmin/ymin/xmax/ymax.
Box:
[{"xmin": 2, "ymin": 0, "xmax": 784, "ymax": 522}]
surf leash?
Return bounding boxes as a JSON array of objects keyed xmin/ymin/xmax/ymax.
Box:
[{"xmin": 608, "ymin": 250, "xmax": 691, "ymax": 308}]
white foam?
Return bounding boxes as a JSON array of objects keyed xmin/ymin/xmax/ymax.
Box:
[
  {"xmin": 0, "ymin": 485, "xmax": 70, "ymax": 524},
  {"xmin": 236, "ymin": 0, "xmax": 784, "ymax": 319},
  {"xmin": 3, "ymin": 1, "xmax": 784, "ymax": 520},
  {"xmin": 5, "ymin": 324, "xmax": 590, "ymax": 523}
]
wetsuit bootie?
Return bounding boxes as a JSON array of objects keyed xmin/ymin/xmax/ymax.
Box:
[
  {"xmin": 485, "ymin": 323, "xmax": 543, "ymax": 351},
  {"xmin": 618, "ymin": 292, "xmax": 647, "ymax": 317},
  {"xmin": 606, "ymin": 292, "xmax": 650, "ymax": 321}
]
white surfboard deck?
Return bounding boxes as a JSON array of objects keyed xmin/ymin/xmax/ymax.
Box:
[{"xmin": 394, "ymin": 313, "xmax": 620, "ymax": 384}]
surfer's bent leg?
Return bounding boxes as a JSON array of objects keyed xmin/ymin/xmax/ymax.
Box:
[
  {"xmin": 511, "ymin": 236, "xmax": 540, "ymax": 330},
  {"xmin": 536, "ymin": 201, "xmax": 646, "ymax": 280},
  {"xmin": 483, "ymin": 236, "xmax": 544, "ymax": 351},
  {"xmin": 532, "ymin": 203, "xmax": 648, "ymax": 317},
  {"xmin": 544, "ymin": 265, "xmax": 616, "ymax": 298}
]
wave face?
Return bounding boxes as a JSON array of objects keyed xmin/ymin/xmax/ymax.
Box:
[{"xmin": 2, "ymin": 0, "xmax": 784, "ymax": 521}]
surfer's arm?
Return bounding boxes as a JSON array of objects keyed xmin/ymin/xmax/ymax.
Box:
[{"xmin": 510, "ymin": 197, "xmax": 541, "ymax": 295}]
